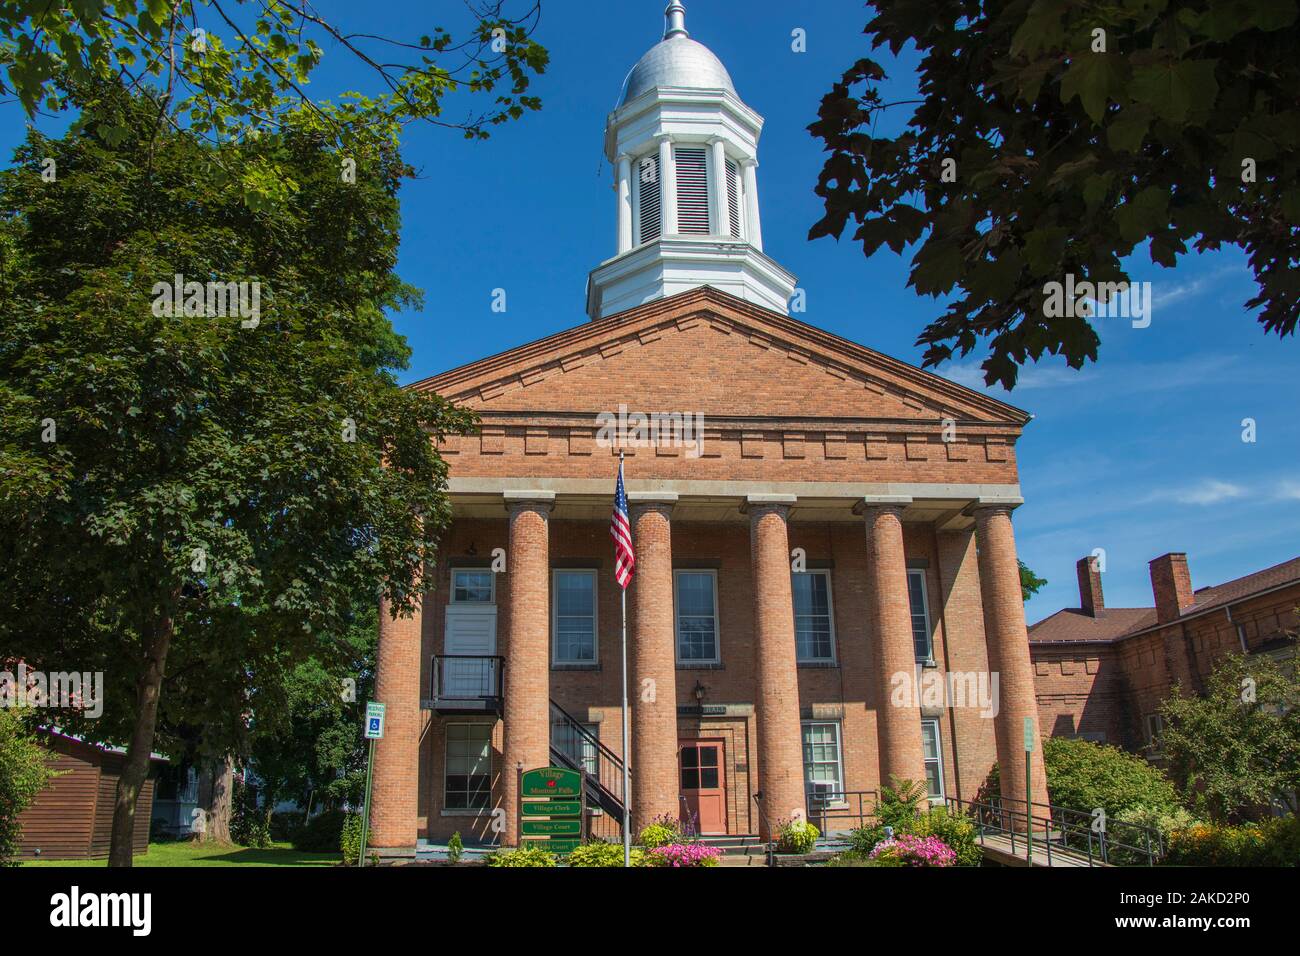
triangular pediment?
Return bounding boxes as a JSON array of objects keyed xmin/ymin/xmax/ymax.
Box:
[{"xmin": 411, "ymin": 287, "xmax": 1027, "ymax": 426}]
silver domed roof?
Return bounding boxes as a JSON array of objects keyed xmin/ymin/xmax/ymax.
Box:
[{"xmin": 620, "ymin": 5, "xmax": 736, "ymax": 105}]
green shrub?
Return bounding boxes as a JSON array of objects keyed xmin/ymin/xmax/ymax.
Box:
[
  {"xmin": 340, "ymin": 813, "xmax": 363, "ymax": 864},
  {"xmin": 876, "ymin": 777, "xmax": 927, "ymax": 830},
  {"xmin": 1165, "ymin": 816, "xmax": 1300, "ymax": 867},
  {"xmin": 911, "ymin": 807, "xmax": 981, "ymax": 867},
  {"xmin": 292, "ymin": 808, "xmax": 348, "ymax": 852},
  {"xmin": 567, "ymin": 841, "xmax": 647, "ymax": 867},
  {"xmin": 0, "ymin": 709, "xmax": 55, "ymax": 866},
  {"xmin": 1041, "ymin": 736, "xmax": 1180, "ymax": 816},
  {"xmin": 1107, "ymin": 804, "xmax": 1199, "ymax": 863},
  {"xmin": 230, "ymin": 779, "xmax": 272, "ymax": 849},
  {"xmin": 848, "ymin": 822, "xmax": 890, "ymax": 856},
  {"xmin": 638, "ymin": 812, "xmax": 683, "ymax": 849},
  {"xmin": 775, "ymin": 818, "xmax": 819, "ymax": 854},
  {"xmin": 448, "ymin": 831, "xmax": 464, "ymax": 864},
  {"xmin": 270, "ymin": 810, "xmax": 306, "ymax": 842},
  {"xmin": 827, "ymin": 849, "xmax": 903, "ymax": 867},
  {"xmin": 487, "ymin": 845, "xmax": 557, "ymax": 867}
]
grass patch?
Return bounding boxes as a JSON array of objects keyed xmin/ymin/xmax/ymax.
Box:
[{"xmin": 23, "ymin": 840, "xmax": 338, "ymax": 868}]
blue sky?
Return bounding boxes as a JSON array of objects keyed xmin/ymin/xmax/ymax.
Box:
[{"xmin": 4, "ymin": 1, "xmax": 1297, "ymax": 622}]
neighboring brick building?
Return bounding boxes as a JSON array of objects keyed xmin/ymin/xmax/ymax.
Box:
[
  {"xmin": 1029, "ymin": 553, "xmax": 1300, "ymax": 754},
  {"xmin": 367, "ymin": 4, "xmax": 1049, "ymax": 851}
]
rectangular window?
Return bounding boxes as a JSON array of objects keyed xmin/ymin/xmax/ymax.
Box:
[
  {"xmin": 553, "ymin": 570, "xmax": 597, "ymax": 665},
  {"xmin": 674, "ymin": 146, "xmax": 710, "ymax": 234},
  {"xmin": 802, "ymin": 721, "xmax": 844, "ymax": 805},
  {"xmin": 1144, "ymin": 714, "xmax": 1165, "ymax": 750},
  {"xmin": 674, "ymin": 570, "xmax": 719, "ymax": 663},
  {"xmin": 908, "ymin": 569, "xmax": 933, "ymax": 662},
  {"xmin": 444, "ymin": 723, "xmax": 492, "ymax": 812},
  {"xmin": 452, "ymin": 569, "xmax": 494, "ymax": 604},
  {"xmin": 725, "ymin": 158, "xmax": 741, "ymax": 237},
  {"xmin": 636, "ymin": 154, "xmax": 661, "ymax": 244},
  {"xmin": 792, "ymin": 570, "xmax": 835, "ymax": 663},
  {"xmin": 921, "ymin": 719, "xmax": 945, "ymax": 802},
  {"xmin": 551, "ymin": 719, "xmax": 599, "ymax": 778}
]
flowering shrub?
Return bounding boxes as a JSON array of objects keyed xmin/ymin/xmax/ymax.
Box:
[
  {"xmin": 868, "ymin": 834, "xmax": 957, "ymax": 867},
  {"xmin": 775, "ymin": 817, "xmax": 820, "ymax": 854},
  {"xmin": 638, "ymin": 812, "xmax": 684, "ymax": 849},
  {"xmin": 1165, "ymin": 817, "xmax": 1300, "ymax": 867},
  {"xmin": 646, "ymin": 842, "xmax": 721, "ymax": 867}
]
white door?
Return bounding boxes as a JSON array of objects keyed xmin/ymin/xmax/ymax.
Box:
[{"xmin": 444, "ymin": 568, "xmax": 498, "ymax": 697}]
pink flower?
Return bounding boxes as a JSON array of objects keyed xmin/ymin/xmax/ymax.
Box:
[
  {"xmin": 648, "ymin": 843, "xmax": 722, "ymax": 867},
  {"xmin": 869, "ymin": 834, "xmax": 956, "ymax": 867}
]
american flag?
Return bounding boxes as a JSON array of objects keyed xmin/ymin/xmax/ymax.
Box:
[{"xmin": 610, "ymin": 457, "xmax": 635, "ymax": 588}]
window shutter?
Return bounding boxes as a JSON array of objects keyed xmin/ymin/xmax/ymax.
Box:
[
  {"xmin": 726, "ymin": 159, "xmax": 742, "ymax": 237},
  {"xmin": 637, "ymin": 155, "xmax": 661, "ymax": 244},
  {"xmin": 675, "ymin": 146, "xmax": 710, "ymax": 234}
]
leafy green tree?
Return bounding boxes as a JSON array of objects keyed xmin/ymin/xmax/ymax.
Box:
[
  {"xmin": 1019, "ymin": 559, "xmax": 1047, "ymax": 602},
  {"xmin": 0, "ymin": 78, "xmax": 472, "ymax": 865},
  {"xmin": 0, "ymin": 707, "xmax": 56, "ymax": 865},
  {"xmin": 809, "ymin": 0, "xmax": 1298, "ymax": 389},
  {"xmin": 1, "ymin": 2, "xmax": 547, "ymax": 204},
  {"xmin": 246, "ymin": 603, "xmax": 377, "ymax": 814},
  {"xmin": 1160, "ymin": 652, "xmax": 1300, "ymax": 822}
]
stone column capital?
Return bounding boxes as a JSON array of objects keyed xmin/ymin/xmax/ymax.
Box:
[
  {"xmin": 628, "ymin": 491, "xmax": 678, "ymax": 517},
  {"xmin": 853, "ymin": 495, "xmax": 912, "ymax": 517},
  {"xmin": 503, "ymin": 490, "xmax": 555, "ymax": 514},
  {"xmin": 741, "ymin": 493, "xmax": 796, "ymax": 517},
  {"xmin": 965, "ymin": 496, "xmax": 1024, "ymax": 519}
]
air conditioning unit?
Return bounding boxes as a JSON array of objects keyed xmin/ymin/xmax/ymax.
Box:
[{"xmin": 808, "ymin": 781, "xmax": 837, "ymax": 806}]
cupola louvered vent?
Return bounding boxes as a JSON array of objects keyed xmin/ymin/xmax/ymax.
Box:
[
  {"xmin": 675, "ymin": 146, "xmax": 710, "ymax": 234},
  {"xmin": 637, "ymin": 155, "xmax": 661, "ymax": 244},
  {"xmin": 726, "ymin": 159, "xmax": 742, "ymax": 237}
]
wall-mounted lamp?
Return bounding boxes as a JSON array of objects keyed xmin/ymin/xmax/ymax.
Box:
[{"xmin": 693, "ymin": 680, "xmax": 707, "ymax": 704}]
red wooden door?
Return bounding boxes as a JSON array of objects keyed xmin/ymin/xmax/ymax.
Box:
[{"xmin": 679, "ymin": 740, "xmax": 726, "ymax": 834}]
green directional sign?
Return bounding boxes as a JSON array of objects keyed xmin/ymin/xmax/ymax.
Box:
[
  {"xmin": 521, "ymin": 767, "xmax": 582, "ymax": 798},
  {"xmin": 522, "ymin": 800, "xmax": 582, "ymax": 817},
  {"xmin": 522, "ymin": 818, "xmax": 582, "ymax": 837},
  {"xmin": 526, "ymin": 837, "xmax": 581, "ymax": 855}
]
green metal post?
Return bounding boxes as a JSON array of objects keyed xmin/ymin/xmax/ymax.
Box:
[{"xmin": 358, "ymin": 737, "xmax": 376, "ymax": 867}]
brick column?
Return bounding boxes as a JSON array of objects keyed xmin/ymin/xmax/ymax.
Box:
[
  {"xmin": 859, "ymin": 499, "xmax": 928, "ymax": 790},
  {"xmin": 973, "ymin": 504, "xmax": 1049, "ymax": 827},
  {"xmin": 629, "ymin": 496, "xmax": 680, "ymax": 832},
  {"xmin": 500, "ymin": 493, "xmax": 553, "ymax": 846},
  {"xmin": 747, "ymin": 495, "xmax": 806, "ymax": 839},
  {"xmin": 369, "ymin": 590, "xmax": 423, "ymax": 849}
]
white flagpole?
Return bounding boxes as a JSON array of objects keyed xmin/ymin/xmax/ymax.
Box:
[{"xmin": 620, "ymin": 451, "xmax": 632, "ymax": 867}]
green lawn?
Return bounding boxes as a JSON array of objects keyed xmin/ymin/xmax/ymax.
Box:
[{"xmin": 24, "ymin": 840, "xmax": 339, "ymax": 868}]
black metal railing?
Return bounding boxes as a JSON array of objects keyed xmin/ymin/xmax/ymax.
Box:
[
  {"xmin": 430, "ymin": 655, "xmax": 504, "ymax": 710},
  {"xmin": 549, "ymin": 700, "xmax": 629, "ymax": 833},
  {"xmin": 945, "ymin": 793, "xmax": 1163, "ymax": 867},
  {"xmin": 807, "ymin": 790, "xmax": 878, "ymax": 835}
]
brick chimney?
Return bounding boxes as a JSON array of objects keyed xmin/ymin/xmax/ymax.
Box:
[
  {"xmin": 1149, "ymin": 553, "xmax": 1194, "ymax": 624},
  {"xmin": 1076, "ymin": 556, "xmax": 1104, "ymax": 617}
]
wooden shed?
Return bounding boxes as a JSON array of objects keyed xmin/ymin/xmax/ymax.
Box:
[{"xmin": 15, "ymin": 731, "xmax": 163, "ymax": 860}]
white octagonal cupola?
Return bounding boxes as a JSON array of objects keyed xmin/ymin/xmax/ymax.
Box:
[{"xmin": 586, "ymin": 2, "xmax": 797, "ymax": 320}]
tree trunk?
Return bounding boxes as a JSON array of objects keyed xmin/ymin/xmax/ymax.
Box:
[
  {"xmin": 196, "ymin": 755, "xmax": 234, "ymax": 843},
  {"xmin": 108, "ymin": 599, "xmax": 177, "ymax": 867}
]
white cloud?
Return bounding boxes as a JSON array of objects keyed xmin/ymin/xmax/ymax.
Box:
[
  {"xmin": 1276, "ymin": 480, "xmax": 1300, "ymax": 501},
  {"xmin": 1147, "ymin": 479, "xmax": 1247, "ymax": 506}
]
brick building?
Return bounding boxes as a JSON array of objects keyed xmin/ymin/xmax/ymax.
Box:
[
  {"xmin": 366, "ymin": 4, "xmax": 1048, "ymax": 851},
  {"xmin": 1030, "ymin": 553, "xmax": 1300, "ymax": 754}
]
